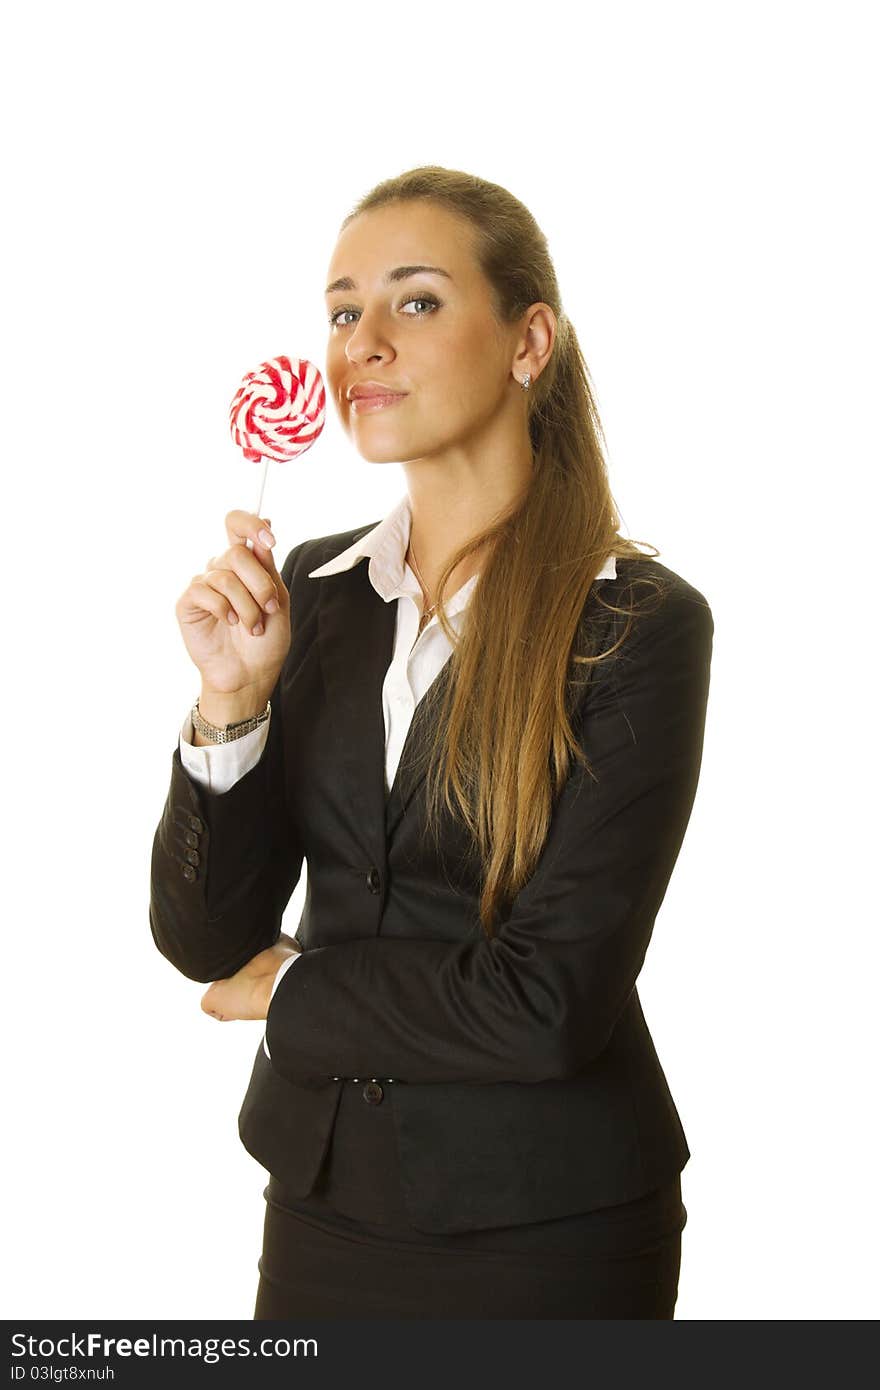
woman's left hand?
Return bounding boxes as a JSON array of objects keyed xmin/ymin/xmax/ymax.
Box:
[{"xmin": 200, "ymin": 934, "xmax": 300, "ymax": 1023}]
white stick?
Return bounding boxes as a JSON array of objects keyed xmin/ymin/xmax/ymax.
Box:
[
  {"xmin": 245, "ymin": 457, "xmax": 270, "ymax": 551},
  {"xmin": 255, "ymin": 456, "xmax": 269, "ymax": 520}
]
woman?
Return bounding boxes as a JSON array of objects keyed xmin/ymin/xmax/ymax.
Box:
[{"xmin": 150, "ymin": 165, "xmax": 714, "ymax": 1319}]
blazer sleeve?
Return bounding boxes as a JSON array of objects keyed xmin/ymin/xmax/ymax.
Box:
[
  {"xmin": 148, "ymin": 543, "xmax": 305, "ymax": 983},
  {"xmin": 178, "ymin": 705, "xmax": 271, "ymax": 792},
  {"xmin": 264, "ymin": 576, "xmax": 714, "ymax": 1085}
]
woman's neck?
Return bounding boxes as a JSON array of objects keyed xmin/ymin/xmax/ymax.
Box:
[
  {"xmin": 405, "ymin": 536, "xmax": 483, "ymax": 611},
  {"xmin": 404, "ymin": 473, "xmax": 530, "ymax": 606}
]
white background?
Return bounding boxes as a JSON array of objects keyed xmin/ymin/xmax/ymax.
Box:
[{"xmin": 2, "ymin": 0, "xmax": 876, "ymax": 1321}]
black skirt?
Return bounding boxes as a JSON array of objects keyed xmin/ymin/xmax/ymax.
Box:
[{"xmin": 252, "ymin": 1077, "xmax": 687, "ymax": 1320}]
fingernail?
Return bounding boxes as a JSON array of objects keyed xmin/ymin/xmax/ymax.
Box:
[{"xmin": 258, "ymin": 529, "xmax": 275, "ymax": 547}]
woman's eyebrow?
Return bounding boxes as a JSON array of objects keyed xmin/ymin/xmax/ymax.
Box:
[{"xmin": 325, "ymin": 265, "xmax": 454, "ymax": 296}]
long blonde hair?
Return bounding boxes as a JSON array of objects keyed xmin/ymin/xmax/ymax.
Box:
[{"xmin": 340, "ymin": 166, "xmax": 670, "ymax": 937}]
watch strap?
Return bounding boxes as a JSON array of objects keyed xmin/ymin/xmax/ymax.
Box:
[{"xmin": 191, "ymin": 697, "xmax": 271, "ymax": 745}]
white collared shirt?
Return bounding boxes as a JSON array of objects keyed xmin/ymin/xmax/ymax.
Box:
[{"xmin": 177, "ymin": 493, "xmax": 616, "ymax": 1051}]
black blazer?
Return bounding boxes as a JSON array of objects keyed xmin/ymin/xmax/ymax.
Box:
[{"xmin": 150, "ymin": 524, "xmax": 714, "ymax": 1235}]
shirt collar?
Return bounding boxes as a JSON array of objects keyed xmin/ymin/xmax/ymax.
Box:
[
  {"xmin": 307, "ymin": 492, "xmax": 617, "ymax": 601},
  {"xmin": 307, "ymin": 493, "xmax": 421, "ymax": 604}
]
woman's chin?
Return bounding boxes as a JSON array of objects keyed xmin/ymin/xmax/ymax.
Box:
[{"xmin": 347, "ymin": 429, "xmax": 413, "ymax": 464}]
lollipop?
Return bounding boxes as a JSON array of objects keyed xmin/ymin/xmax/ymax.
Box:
[{"xmin": 229, "ymin": 355, "xmax": 326, "ymax": 522}]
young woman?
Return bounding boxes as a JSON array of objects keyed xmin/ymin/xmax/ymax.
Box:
[{"xmin": 150, "ymin": 165, "xmax": 714, "ymax": 1319}]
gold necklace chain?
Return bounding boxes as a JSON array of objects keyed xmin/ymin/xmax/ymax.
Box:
[{"xmin": 407, "ymin": 541, "xmax": 438, "ymax": 633}]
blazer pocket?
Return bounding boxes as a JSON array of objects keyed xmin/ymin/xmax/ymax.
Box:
[{"xmin": 238, "ymin": 1042, "xmax": 342, "ymax": 1197}]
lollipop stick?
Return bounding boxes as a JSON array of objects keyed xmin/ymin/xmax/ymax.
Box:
[
  {"xmin": 244, "ymin": 456, "xmax": 271, "ymax": 551},
  {"xmin": 255, "ymin": 456, "xmax": 269, "ymax": 519}
]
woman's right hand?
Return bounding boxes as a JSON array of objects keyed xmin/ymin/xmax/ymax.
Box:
[{"xmin": 175, "ymin": 511, "xmax": 292, "ymax": 696}]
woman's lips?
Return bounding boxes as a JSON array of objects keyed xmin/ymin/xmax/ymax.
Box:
[{"xmin": 351, "ymin": 393, "xmax": 408, "ymax": 413}]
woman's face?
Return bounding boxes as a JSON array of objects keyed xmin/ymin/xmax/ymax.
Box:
[{"xmin": 324, "ymin": 200, "xmax": 520, "ymax": 465}]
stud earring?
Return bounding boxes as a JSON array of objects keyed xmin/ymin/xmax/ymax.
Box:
[{"xmin": 520, "ymin": 373, "xmax": 531, "ymax": 391}]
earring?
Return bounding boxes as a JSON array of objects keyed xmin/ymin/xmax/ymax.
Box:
[{"xmin": 520, "ymin": 373, "xmax": 531, "ymax": 391}]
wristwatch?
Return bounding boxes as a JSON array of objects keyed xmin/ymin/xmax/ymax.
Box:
[{"xmin": 191, "ymin": 697, "xmax": 271, "ymax": 745}]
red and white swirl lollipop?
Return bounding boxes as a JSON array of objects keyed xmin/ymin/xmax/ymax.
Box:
[{"xmin": 229, "ymin": 355, "xmax": 326, "ymax": 521}]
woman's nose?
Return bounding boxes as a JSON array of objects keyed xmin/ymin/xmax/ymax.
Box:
[{"xmin": 345, "ymin": 311, "xmax": 393, "ymax": 363}]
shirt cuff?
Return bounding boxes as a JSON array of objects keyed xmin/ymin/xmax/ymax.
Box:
[{"xmin": 178, "ymin": 705, "xmax": 272, "ymax": 794}]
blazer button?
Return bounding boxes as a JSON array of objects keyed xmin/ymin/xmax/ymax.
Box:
[
  {"xmin": 363, "ymin": 1081, "xmax": 384, "ymax": 1105},
  {"xmin": 184, "ymin": 848, "xmax": 200, "ymax": 866},
  {"xmin": 181, "ymin": 864, "xmax": 197, "ymax": 882},
  {"xmin": 365, "ymin": 867, "xmax": 381, "ymax": 894},
  {"xmin": 187, "ymin": 815, "xmax": 204, "ymax": 832},
  {"xmin": 184, "ymin": 829, "xmax": 200, "ymax": 848}
]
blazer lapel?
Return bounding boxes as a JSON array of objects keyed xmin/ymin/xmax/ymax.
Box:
[
  {"xmin": 385, "ymin": 655, "xmax": 453, "ymax": 841},
  {"xmin": 316, "ymin": 559, "xmax": 393, "ymax": 864},
  {"xmin": 315, "ymin": 558, "xmax": 455, "ymax": 850}
]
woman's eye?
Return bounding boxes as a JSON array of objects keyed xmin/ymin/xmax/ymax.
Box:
[
  {"xmin": 400, "ymin": 295, "xmax": 439, "ymax": 316},
  {"xmin": 328, "ymin": 293, "xmax": 440, "ymax": 328}
]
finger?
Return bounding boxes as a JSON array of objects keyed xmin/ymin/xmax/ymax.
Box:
[
  {"xmin": 251, "ymin": 534, "xmax": 285, "ymax": 592},
  {"xmin": 225, "ymin": 510, "xmax": 276, "ymax": 552},
  {"xmin": 219, "ymin": 544, "xmax": 283, "ymax": 615},
  {"xmin": 177, "ymin": 579, "xmax": 239, "ymax": 628},
  {"xmin": 201, "ymin": 987, "xmax": 227, "ymax": 1020},
  {"xmin": 202, "ymin": 567, "xmax": 266, "ymax": 632}
]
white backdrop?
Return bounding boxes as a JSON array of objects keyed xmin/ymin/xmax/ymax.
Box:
[{"xmin": 2, "ymin": 0, "xmax": 876, "ymax": 1321}]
